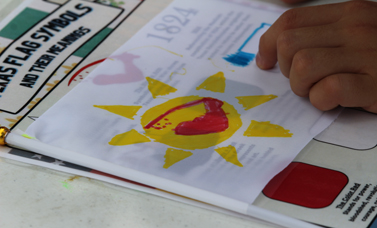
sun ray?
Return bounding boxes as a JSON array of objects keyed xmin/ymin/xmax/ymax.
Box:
[
  {"xmin": 196, "ymin": 71, "xmax": 226, "ymax": 93},
  {"xmin": 146, "ymin": 77, "xmax": 178, "ymax": 98},
  {"xmin": 215, "ymin": 145, "xmax": 243, "ymax": 167},
  {"xmin": 169, "ymin": 68, "xmax": 187, "ymax": 80},
  {"xmin": 94, "ymin": 105, "xmax": 142, "ymax": 120},
  {"xmin": 244, "ymin": 120, "xmax": 293, "ymax": 137},
  {"xmin": 236, "ymin": 95, "xmax": 277, "ymax": 110},
  {"xmin": 208, "ymin": 58, "xmax": 235, "ymax": 72},
  {"xmin": 109, "ymin": 129, "xmax": 151, "ymax": 146},
  {"xmin": 163, "ymin": 148, "xmax": 193, "ymax": 169}
]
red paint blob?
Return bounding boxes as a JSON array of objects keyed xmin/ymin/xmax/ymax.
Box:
[
  {"xmin": 144, "ymin": 98, "xmax": 229, "ymax": 135},
  {"xmin": 263, "ymin": 162, "xmax": 348, "ymax": 208}
]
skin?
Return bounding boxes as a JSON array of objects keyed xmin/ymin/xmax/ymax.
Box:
[
  {"xmin": 257, "ymin": 0, "xmax": 377, "ymax": 113},
  {"xmin": 280, "ymin": 0, "xmax": 308, "ymax": 3}
]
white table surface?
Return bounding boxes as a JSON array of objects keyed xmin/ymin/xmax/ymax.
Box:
[{"xmin": 0, "ymin": 0, "xmax": 360, "ymax": 227}]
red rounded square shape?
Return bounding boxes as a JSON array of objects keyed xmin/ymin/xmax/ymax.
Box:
[{"xmin": 263, "ymin": 162, "xmax": 348, "ymax": 208}]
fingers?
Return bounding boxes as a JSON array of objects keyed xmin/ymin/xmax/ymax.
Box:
[
  {"xmin": 280, "ymin": 0, "xmax": 309, "ymax": 4},
  {"xmin": 289, "ymin": 47, "xmax": 366, "ymax": 97},
  {"xmin": 309, "ymin": 73, "xmax": 377, "ymax": 111},
  {"xmin": 363, "ymin": 103, "xmax": 377, "ymax": 114},
  {"xmin": 256, "ymin": 1, "xmax": 377, "ymax": 114},
  {"xmin": 276, "ymin": 24, "xmax": 342, "ymax": 77},
  {"xmin": 257, "ymin": 3, "xmax": 343, "ymax": 70}
]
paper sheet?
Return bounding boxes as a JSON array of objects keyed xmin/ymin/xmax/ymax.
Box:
[{"xmin": 26, "ymin": 0, "xmax": 339, "ymax": 204}]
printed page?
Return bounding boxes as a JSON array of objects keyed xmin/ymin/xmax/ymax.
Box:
[
  {"xmin": 0, "ymin": 0, "xmax": 238, "ymax": 220},
  {"xmin": 0, "ymin": 0, "xmax": 184, "ymax": 211},
  {"xmin": 254, "ymin": 108, "xmax": 377, "ymax": 228},
  {"xmin": 0, "ymin": 0, "xmax": 247, "ymax": 220},
  {"xmin": 0, "ymin": 0, "xmax": 145, "ymax": 173},
  {"xmin": 0, "ymin": 0, "xmax": 141, "ymax": 123},
  {"xmin": 26, "ymin": 0, "xmax": 339, "ymax": 204}
]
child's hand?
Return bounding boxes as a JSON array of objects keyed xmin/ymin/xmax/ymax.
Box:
[
  {"xmin": 280, "ymin": 0, "xmax": 309, "ymax": 4},
  {"xmin": 257, "ymin": 1, "xmax": 377, "ymax": 113}
]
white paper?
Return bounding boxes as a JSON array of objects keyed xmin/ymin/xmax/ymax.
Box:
[{"xmin": 26, "ymin": 0, "xmax": 339, "ymax": 204}]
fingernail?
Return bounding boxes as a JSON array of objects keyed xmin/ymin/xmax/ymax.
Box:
[{"xmin": 256, "ymin": 52, "xmax": 264, "ymax": 69}]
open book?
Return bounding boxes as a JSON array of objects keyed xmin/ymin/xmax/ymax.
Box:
[{"xmin": 2, "ymin": 1, "xmax": 377, "ymax": 228}]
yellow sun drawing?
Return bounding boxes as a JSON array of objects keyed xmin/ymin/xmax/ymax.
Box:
[{"xmin": 94, "ymin": 71, "xmax": 292, "ymax": 169}]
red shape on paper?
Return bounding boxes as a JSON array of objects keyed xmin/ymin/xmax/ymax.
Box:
[
  {"xmin": 144, "ymin": 98, "xmax": 229, "ymax": 135},
  {"xmin": 68, "ymin": 59, "xmax": 106, "ymax": 86},
  {"xmin": 175, "ymin": 98, "xmax": 228, "ymax": 135},
  {"xmin": 263, "ymin": 162, "xmax": 348, "ymax": 208}
]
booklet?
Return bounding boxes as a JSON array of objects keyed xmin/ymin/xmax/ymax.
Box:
[
  {"xmin": 11, "ymin": 0, "xmax": 338, "ymax": 226},
  {"xmin": 3, "ymin": 1, "xmax": 377, "ymax": 228},
  {"xmin": 0, "ymin": 0, "xmax": 269, "ymax": 225},
  {"xmin": 25, "ymin": 0, "xmax": 337, "ymax": 205}
]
